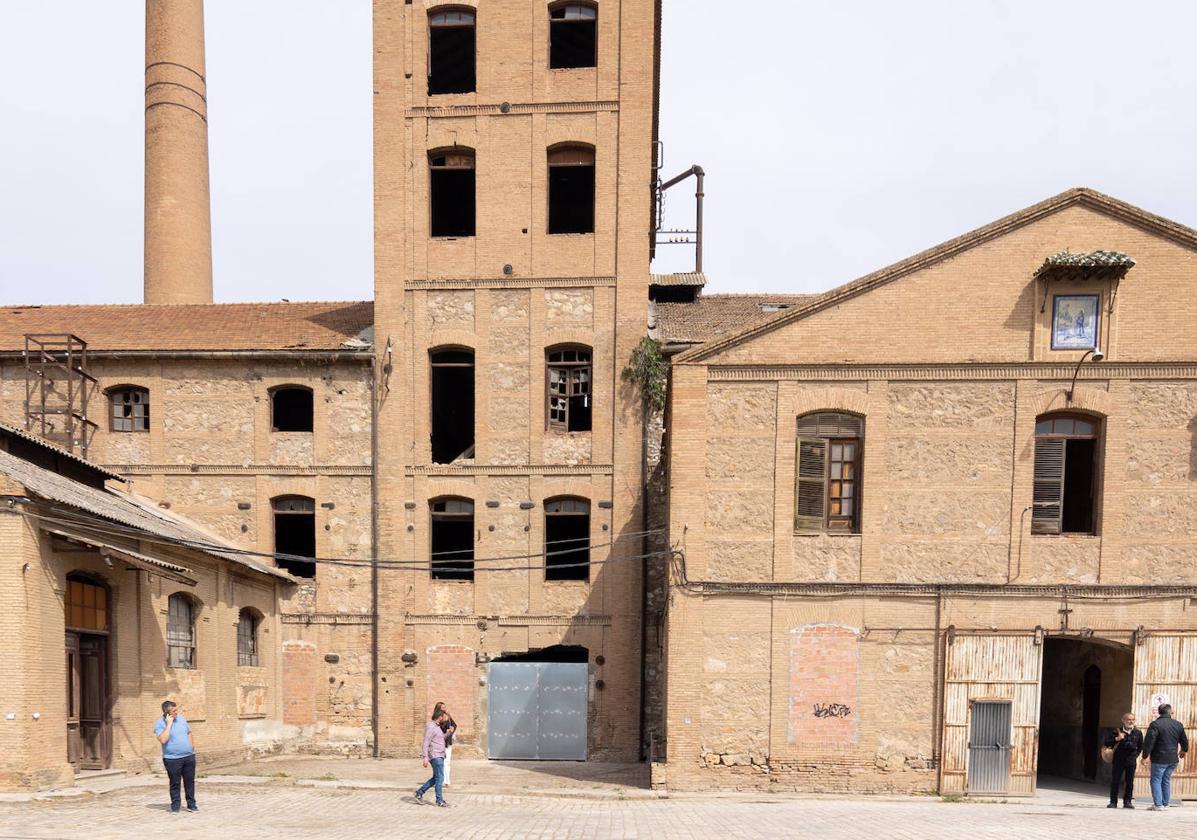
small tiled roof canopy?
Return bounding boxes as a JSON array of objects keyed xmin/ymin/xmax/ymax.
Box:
[{"xmin": 1033, "ymin": 250, "xmax": 1136, "ymax": 280}]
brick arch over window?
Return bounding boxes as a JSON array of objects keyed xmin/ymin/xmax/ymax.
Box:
[
  {"xmin": 1033, "ymin": 387, "xmax": 1113, "ymax": 418},
  {"xmin": 788, "ymin": 387, "xmax": 871, "ymax": 419}
]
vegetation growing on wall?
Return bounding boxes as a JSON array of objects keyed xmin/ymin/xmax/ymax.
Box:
[{"xmin": 622, "ymin": 337, "xmax": 667, "ymax": 412}]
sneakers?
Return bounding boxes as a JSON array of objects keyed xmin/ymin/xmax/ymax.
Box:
[
  {"xmin": 414, "ymin": 790, "xmax": 425, "ymax": 804},
  {"xmin": 436, "ymin": 800, "xmax": 450, "ymax": 808},
  {"xmin": 187, "ymin": 805, "xmax": 199, "ymax": 813},
  {"xmin": 1148, "ymin": 805, "xmax": 1164, "ymax": 811}
]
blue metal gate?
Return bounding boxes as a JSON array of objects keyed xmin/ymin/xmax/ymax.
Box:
[{"xmin": 487, "ymin": 662, "xmax": 588, "ymax": 760}]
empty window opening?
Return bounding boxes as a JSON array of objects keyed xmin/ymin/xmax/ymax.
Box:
[
  {"xmin": 237, "ymin": 608, "xmax": 260, "ymax": 667},
  {"xmin": 167, "ymin": 593, "xmax": 196, "ymax": 669},
  {"xmin": 549, "ymin": 3, "xmax": 597, "ymax": 69},
  {"xmin": 547, "ymin": 346, "xmax": 592, "ymax": 432},
  {"xmin": 428, "ymin": 9, "xmax": 476, "ymax": 95},
  {"xmin": 1032, "ymin": 414, "xmax": 1100, "ymax": 535},
  {"xmin": 430, "ymin": 150, "xmax": 476, "ymax": 238},
  {"xmin": 271, "ymin": 386, "xmax": 313, "ymax": 432},
  {"xmin": 273, "ymin": 495, "xmax": 316, "ymax": 578},
  {"xmin": 431, "ymin": 497, "xmax": 474, "ymax": 580},
  {"xmin": 795, "ymin": 412, "xmax": 864, "ymax": 533},
  {"xmin": 548, "ymin": 146, "xmax": 595, "ymax": 234},
  {"xmin": 110, "ymin": 387, "xmax": 149, "ymax": 432},
  {"xmin": 545, "ymin": 497, "xmax": 590, "ymax": 581},
  {"xmin": 430, "ymin": 348, "xmax": 475, "ymax": 463}
]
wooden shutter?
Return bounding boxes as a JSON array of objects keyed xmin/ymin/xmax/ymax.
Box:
[
  {"xmin": 795, "ymin": 437, "xmax": 827, "ymax": 531},
  {"xmin": 1031, "ymin": 437, "xmax": 1065, "ymax": 535}
]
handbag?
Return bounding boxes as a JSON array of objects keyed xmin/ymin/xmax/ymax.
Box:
[{"xmin": 1101, "ymin": 745, "xmax": 1115, "ymax": 764}]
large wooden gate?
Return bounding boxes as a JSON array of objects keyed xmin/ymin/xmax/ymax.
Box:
[
  {"xmin": 941, "ymin": 634, "xmax": 1043, "ymax": 796},
  {"xmin": 1133, "ymin": 633, "xmax": 1197, "ymax": 798}
]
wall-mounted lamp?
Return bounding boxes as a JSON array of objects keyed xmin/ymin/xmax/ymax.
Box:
[{"xmin": 1066, "ymin": 347, "xmax": 1104, "ymax": 403}]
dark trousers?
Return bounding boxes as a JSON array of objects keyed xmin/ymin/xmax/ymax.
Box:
[
  {"xmin": 163, "ymin": 754, "xmax": 197, "ymax": 811},
  {"xmin": 1109, "ymin": 757, "xmax": 1136, "ymax": 804}
]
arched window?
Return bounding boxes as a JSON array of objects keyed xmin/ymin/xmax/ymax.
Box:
[
  {"xmin": 271, "ymin": 386, "xmax": 313, "ymax": 432},
  {"xmin": 272, "ymin": 495, "xmax": 316, "ymax": 578},
  {"xmin": 109, "ymin": 386, "xmax": 150, "ymax": 432},
  {"xmin": 795, "ymin": 412, "xmax": 864, "ymax": 533},
  {"xmin": 545, "ymin": 497, "xmax": 590, "ymax": 580},
  {"xmin": 547, "ymin": 145, "xmax": 595, "ymax": 234},
  {"xmin": 167, "ymin": 593, "xmax": 197, "ymax": 669},
  {"xmin": 65, "ymin": 574, "xmax": 109, "ymax": 632},
  {"xmin": 428, "ymin": 8, "xmax": 476, "ymax": 95},
  {"xmin": 546, "ymin": 345, "xmax": 592, "ymax": 432},
  {"xmin": 549, "ymin": 3, "xmax": 597, "ymax": 69},
  {"xmin": 431, "ymin": 497, "xmax": 474, "ymax": 580},
  {"xmin": 429, "ymin": 148, "xmax": 476, "ymax": 238},
  {"xmin": 237, "ymin": 608, "xmax": 261, "ymax": 667},
  {"xmin": 430, "ymin": 348, "xmax": 475, "ymax": 463},
  {"xmin": 1033, "ymin": 413, "xmax": 1101, "ymax": 535}
]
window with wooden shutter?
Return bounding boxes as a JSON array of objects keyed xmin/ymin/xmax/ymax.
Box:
[
  {"xmin": 1032, "ymin": 413, "xmax": 1100, "ymax": 535},
  {"xmin": 795, "ymin": 412, "xmax": 863, "ymax": 533},
  {"xmin": 1032, "ymin": 437, "xmax": 1065, "ymax": 534}
]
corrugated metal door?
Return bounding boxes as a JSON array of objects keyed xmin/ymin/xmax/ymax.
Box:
[
  {"xmin": 487, "ymin": 662, "xmax": 588, "ymax": 760},
  {"xmin": 967, "ymin": 701, "xmax": 1012, "ymax": 794},
  {"xmin": 1133, "ymin": 634, "xmax": 1197, "ymax": 798},
  {"xmin": 941, "ymin": 634, "xmax": 1043, "ymax": 796}
]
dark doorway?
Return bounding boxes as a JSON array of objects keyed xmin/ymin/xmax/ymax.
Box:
[
  {"xmin": 1037, "ymin": 637, "xmax": 1132, "ymax": 790},
  {"xmin": 430, "ymin": 349, "xmax": 475, "ymax": 464},
  {"xmin": 492, "ymin": 644, "xmax": 589, "ymax": 664},
  {"xmin": 65, "ymin": 575, "xmax": 111, "ymax": 771}
]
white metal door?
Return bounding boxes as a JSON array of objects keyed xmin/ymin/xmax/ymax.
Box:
[{"xmin": 487, "ymin": 662, "xmax": 587, "ymax": 760}]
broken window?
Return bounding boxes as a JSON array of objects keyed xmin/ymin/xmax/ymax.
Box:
[
  {"xmin": 547, "ymin": 145, "xmax": 595, "ymax": 234},
  {"xmin": 430, "ymin": 149, "xmax": 476, "ymax": 238},
  {"xmin": 795, "ymin": 412, "xmax": 864, "ymax": 533},
  {"xmin": 547, "ymin": 346, "xmax": 592, "ymax": 432},
  {"xmin": 549, "ymin": 3, "xmax": 597, "ymax": 69},
  {"xmin": 167, "ymin": 593, "xmax": 196, "ymax": 669},
  {"xmin": 545, "ymin": 497, "xmax": 590, "ymax": 581},
  {"xmin": 430, "ymin": 348, "xmax": 475, "ymax": 463},
  {"xmin": 1032, "ymin": 414, "xmax": 1100, "ymax": 535},
  {"xmin": 109, "ymin": 386, "xmax": 149, "ymax": 432},
  {"xmin": 428, "ymin": 9, "xmax": 476, "ymax": 95},
  {"xmin": 431, "ymin": 497, "xmax": 474, "ymax": 580},
  {"xmin": 271, "ymin": 386, "xmax": 313, "ymax": 432},
  {"xmin": 237, "ymin": 608, "xmax": 260, "ymax": 667},
  {"xmin": 272, "ymin": 495, "xmax": 317, "ymax": 578}
]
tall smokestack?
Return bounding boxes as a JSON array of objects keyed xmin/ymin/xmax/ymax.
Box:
[{"xmin": 144, "ymin": 0, "xmax": 213, "ymax": 304}]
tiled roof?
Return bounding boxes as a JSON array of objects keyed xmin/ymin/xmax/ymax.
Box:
[
  {"xmin": 653, "ymin": 294, "xmax": 817, "ymax": 345},
  {"xmin": 0, "ymin": 447, "xmax": 291, "ymax": 580},
  {"xmin": 0, "ymin": 301, "xmax": 374, "ymax": 353},
  {"xmin": 650, "ymin": 272, "xmax": 707, "ymax": 288},
  {"xmin": 1034, "ymin": 249, "xmax": 1136, "ymax": 276}
]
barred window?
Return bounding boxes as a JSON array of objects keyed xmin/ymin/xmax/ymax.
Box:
[
  {"xmin": 547, "ymin": 346, "xmax": 592, "ymax": 432},
  {"xmin": 110, "ymin": 387, "xmax": 149, "ymax": 433},
  {"xmin": 795, "ymin": 412, "xmax": 864, "ymax": 533},
  {"xmin": 237, "ymin": 608, "xmax": 260, "ymax": 667},
  {"xmin": 1032, "ymin": 413, "xmax": 1100, "ymax": 535},
  {"xmin": 167, "ymin": 593, "xmax": 196, "ymax": 669}
]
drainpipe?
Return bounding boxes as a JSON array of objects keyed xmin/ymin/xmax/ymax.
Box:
[
  {"xmin": 638, "ymin": 397, "xmax": 650, "ymax": 761},
  {"xmin": 369, "ymin": 356, "xmax": 380, "ymax": 758}
]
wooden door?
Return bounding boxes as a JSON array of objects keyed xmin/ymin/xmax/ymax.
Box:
[
  {"xmin": 76, "ymin": 634, "xmax": 109, "ymax": 770},
  {"xmin": 65, "ymin": 633, "xmax": 81, "ymax": 768},
  {"xmin": 1133, "ymin": 634, "xmax": 1197, "ymax": 797}
]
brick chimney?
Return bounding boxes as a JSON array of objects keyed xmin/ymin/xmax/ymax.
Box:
[{"xmin": 144, "ymin": 0, "xmax": 213, "ymax": 304}]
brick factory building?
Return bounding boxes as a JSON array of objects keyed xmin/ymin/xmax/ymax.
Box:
[{"xmin": 4, "ymin": 0, "xmax": 1197, "ymax": 800}]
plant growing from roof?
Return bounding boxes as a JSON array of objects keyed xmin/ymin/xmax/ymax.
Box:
[{"xmin": 622, "ymin": 337, "xmax": 667, "ymax": 412}]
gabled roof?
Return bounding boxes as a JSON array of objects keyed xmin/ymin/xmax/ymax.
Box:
[
  {"xmin": 676, "ymin": 187, "xmax": 1197, "ymax": 364},
  {"xmin": 0, "ymin": 301, "xmax": 374, "ymax": 354}
]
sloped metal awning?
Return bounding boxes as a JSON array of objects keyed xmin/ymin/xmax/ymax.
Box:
[{"xmin": 41, "ymin": 524, "xmax": 198, "ymax": 586}]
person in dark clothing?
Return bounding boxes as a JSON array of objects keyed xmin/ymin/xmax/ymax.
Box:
[
  {"xmin": 1141, "ymin": 703, "xmax": 1189, "ymax": 810},
  {"xmin": 1104, "ymin": 712, "xmax": 1143, "ymax": 808}
]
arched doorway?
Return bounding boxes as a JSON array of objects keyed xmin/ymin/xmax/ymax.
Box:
[
  {"xmin": 64, "ymin": 574, "xmax": 112, "ymax": 771},
  {"xmin": 1036, "ymin": 637, "xmax": 1132, "ymax": 791}
]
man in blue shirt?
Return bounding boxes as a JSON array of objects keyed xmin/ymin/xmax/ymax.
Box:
[{"xmin": 154, "ymin": 700, "xmax": 197, "ymax": 813}]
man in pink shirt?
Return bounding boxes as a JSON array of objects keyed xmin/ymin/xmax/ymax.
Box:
[{"xmin": 414, "ymin": 709, "xmax": 450, "ymax": 807}]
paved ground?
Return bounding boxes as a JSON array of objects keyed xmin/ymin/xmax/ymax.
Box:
[{"xmin": 0, "ymin": 780, "xmax": 1192, "ymax": 839}]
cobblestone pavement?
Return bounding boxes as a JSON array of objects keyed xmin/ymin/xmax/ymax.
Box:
[{"xmin": 0, "ymin": 785, "xmax": 1194, "ymax": 840}]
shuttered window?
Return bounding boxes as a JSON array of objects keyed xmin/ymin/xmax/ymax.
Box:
[
  {"xmin": 1032, "ymin": 414, "xmax": 1099, "ymax": 535},
  {"xmin": 795, "ymin": 412, "xmax": 863, "ymax": 533}
]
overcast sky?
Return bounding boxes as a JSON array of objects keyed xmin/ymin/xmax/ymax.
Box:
[{"xmin": 2, "ymin": 1, "xmax": 1196, "ymax": 305}]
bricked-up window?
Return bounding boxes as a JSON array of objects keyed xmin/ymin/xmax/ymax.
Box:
[
  {"xmin": 109, "ymin": 386, "xmax": 149, "ymax": 432},
  {"xmin": 167, "ymin": 593, "xmax": 196, "ymax": 669},
  {"xmin": 271, "ymin": 386, "xmax": 313, "ymax": 432},
  {"xmin": 545, "ymin": 497, "xmax": 590, "ymax": 580},
  {"xmin": 430, "ymin": 348, "xmax": 475, "ymax": 463},
  {"xmin": 273, "ymin": 495, "xmax": 317, "ymax": 578},
  {"xmin": 431, "ymin": 497, "xmax": 474, "ymax": 580},
  {"xmin": 547, "ymin": 145, "xmax": 595, "ymax": 234},
  {"xmin": 428, "ymin": 9, "xmax": 476, "ymax": 95},
  {"xmin": 549, "ymin": 3, "xmax": 597, "ymax": 69},
  {"xmin": 795, "ymin": 412, "xmax": 864, "ymax": 533},
  {"xmin": 65, "ymin": 575, "xmax": 108, "ymax": 632},
  {"xmin": 237, "ymin": 608, "xmax": 260, "ymax": 667},
  {"xmin": 429, "ymin": 149, "xmax": 476, "ymax": 238},
  {"xmin": 1033, "ymin": 413, "xmax": 1100, "ymax": 535},
  {"xmin": 547, "ymin": 346, "xmax": 592, "ymax": 432}
]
